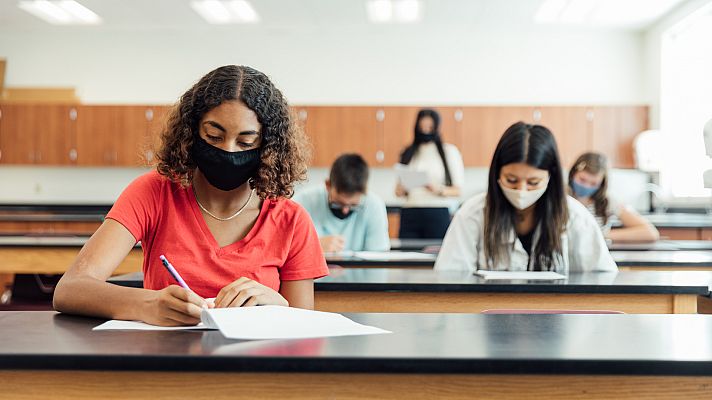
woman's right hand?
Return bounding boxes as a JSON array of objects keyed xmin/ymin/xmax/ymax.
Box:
[{"xmin": 141, "ymin": 285, "xmax": 211, "ymax": 326}]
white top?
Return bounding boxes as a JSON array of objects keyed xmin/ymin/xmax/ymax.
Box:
[
  {"xmin": 583, "ymin": 197, "xmax": 622, "ymax": 236},
  {"xmin": 401, "ymin": 142, "xmax": 465, "ymax": 208},
  {"xmin": 434, "ymin": 193, "xmax": 618, "ymax": 274}
]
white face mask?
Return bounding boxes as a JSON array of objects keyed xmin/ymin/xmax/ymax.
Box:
[{"xmin": 498, "ymin": 179, "xmax": 549, "ymax": 210}]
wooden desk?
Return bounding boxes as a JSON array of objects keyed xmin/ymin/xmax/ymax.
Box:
[
  {"xmin": 0, "ymin": 236, "xmax": 142, "ymax": 275},
  {"xmin": 608, "ymin": 240, "xmax": 712, "ymax": 251},
  {"xmin": 1, "ymin": 311, "xmax": 712, "ymax": 399},
  {"xmin": 110, "ymin": 269, "xmax": 710, "ymax": 314}
]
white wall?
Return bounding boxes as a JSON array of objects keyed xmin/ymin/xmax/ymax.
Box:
[{"xmin": 0, "ymin": 25, "xmax": 645, "ymax": 105}]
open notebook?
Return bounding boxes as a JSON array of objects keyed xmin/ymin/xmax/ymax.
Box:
[{"xmin": 93, "ymin": 305, "xmax": 390, "ymax": 340}]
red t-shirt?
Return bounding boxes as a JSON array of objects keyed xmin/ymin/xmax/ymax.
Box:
[{"xmin": 106, "ymin": 171, "xmax": 328, "ymax": 298}]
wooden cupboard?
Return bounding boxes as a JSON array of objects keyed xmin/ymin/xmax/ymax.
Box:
[{"xmin": 0, "ymin": 103, "xmax": 647, "ymax": 169}]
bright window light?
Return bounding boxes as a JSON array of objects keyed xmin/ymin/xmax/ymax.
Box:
[
  {"xmin": 18, "ymin": 0, "xmax": 102, "ymax": 25},
  {"xmin": 367, "ymin": 0, "xmax": 422, "ymax": 23},
  {"xmin": 659, "ymin": 3, "xmax": 712, "ymax": 198},
  {"xmin": 191, "ymin": 0, "xmax": 259, "ymax": 24}
]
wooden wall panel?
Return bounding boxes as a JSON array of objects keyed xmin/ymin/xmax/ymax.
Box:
[{"xmin": 591, "ymin": 106, "xmax": 648, "ymax": 168}]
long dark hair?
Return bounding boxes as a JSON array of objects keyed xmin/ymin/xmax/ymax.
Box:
[
  {"xmin": 483, "ymin": 122, "xmax": 569, "ymax": 271},
  {"xmin": 399, "ymin": 109, "xmax": 452, "ymax": 186},
  {"xmin": 568, "ymin": 152, "xmax": 610, "ymax": 224}
]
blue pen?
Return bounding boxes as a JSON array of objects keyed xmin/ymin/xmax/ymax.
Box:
[{"xmin": 160, "ymin": 255, "xmax": 191, "ymax": 291}]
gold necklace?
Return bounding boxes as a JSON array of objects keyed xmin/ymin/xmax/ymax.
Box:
[{"xmin": 193, "ymin": 187, "xmax": 255, "ymax": 221}]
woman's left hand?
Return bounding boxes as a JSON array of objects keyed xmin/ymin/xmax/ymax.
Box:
[
  {"xmin": 214, "ymin": 277, "xmax": 289, "ymax": 308},
  {"xmin": 425, "ymin": 184, "xmax": 444, "ymax": 196}
]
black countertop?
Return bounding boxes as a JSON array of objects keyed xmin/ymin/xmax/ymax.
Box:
[
  {"xmin": 2, "ymin": 311, "xmax": 712, "ymax": 375},
  {"xmin": 109, "ymin": 270, "xmax": 712, "ymax": 295}
]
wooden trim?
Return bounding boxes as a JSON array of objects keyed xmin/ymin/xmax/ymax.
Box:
[
  {"xmin": 0, "ymin": 371, "xmax": 710, "ymax": 400},
  {"xmin": 315, "ymin": 292, "xmax": 698, "ymax": 314}
]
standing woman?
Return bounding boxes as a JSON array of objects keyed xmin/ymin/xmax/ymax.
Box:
[
  {"xmin": 54, "ymin": 65, "xmax": 328, "ymax": 326},
  {"xmin": 435, "ymin": 122, "xmax": 616, "ymax": 273},
  {"xmin": 395, "ymin": 109, "xmax": 465, "ymax": 239},
  {"xmin": 569, "ymin": 152, "xmax": 659, "ymax": 242}
]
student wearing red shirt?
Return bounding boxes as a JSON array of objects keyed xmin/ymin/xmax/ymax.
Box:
[{"xmin": 53, "ymin": 65, "xmax": 328, "ymax": 326}]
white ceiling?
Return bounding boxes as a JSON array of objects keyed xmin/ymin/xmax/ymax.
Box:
[{"xmin": 0, "ymin": 0, "xmax": 687, "ymax": 32}]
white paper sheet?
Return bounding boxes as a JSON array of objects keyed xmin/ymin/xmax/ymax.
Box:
[
  {"xmin": 93, "ymin": 306, "xmax": 391, "ymax": 340},
  {"xmin": 475, "ymin": 270, "xmax": 567, "ymax": 280},
  {"xmin": 395, "ymin": 163, "xmax": 429, "ymax": 191},
  {"xmin": 202, "ymin": 306, "xmax": 390, "ymax": 340},
  {"xmin": 354, "ymin": 251, "xmax": 436, "ymax": 261}
]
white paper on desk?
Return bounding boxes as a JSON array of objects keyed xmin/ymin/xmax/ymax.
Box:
[
  {"xmin": 354, "ymin": 251, "xmax": 436, "ymax": 261},
  {"xmin": 395, "ymin": 163, "xmax": 429, "ymax": 191},
  {"xmin": 94, "ymin": 306, "xmax": 390, "ymax": 340},
  {"xmin": 203, "ymin": 306, "xmax": 390, "ymax": 340},
  {"xmin": 475, "ymin": 270, "xmax": 566, "ymax": 280}
]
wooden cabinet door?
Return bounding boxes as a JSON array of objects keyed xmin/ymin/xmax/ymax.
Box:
[
  {"xmin": 75, "ymin": 105, "xmax": 115, "ymax": 165},
  {"xmin": 537, "ymin": 106, "xmax": 591, "ymax": 168},
  {"xmin": 302, "ymin": 107, "xmax": 380, "ymax": 167},
  {"xmin": 591, "ymin": 106, "xmax": 648, "ymax": 168},
  {"xmin": 460, "ymin": 106, "xmax": 536, "ymax": 167},
  {"xmin": 145, "ymin": 105, "xmax": 172, "ymax": 166},
  {"xmin": 76, "ymin": 105, "xmax": 151, "ymax": 166},
  {"xmin": 0, "ymin": 104, "xmax": 74, "ymax": 165}
]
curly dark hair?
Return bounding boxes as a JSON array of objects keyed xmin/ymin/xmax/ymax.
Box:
[{"xmin": 156, "ymin": 65, "xmax": 310, "ymax": 199}]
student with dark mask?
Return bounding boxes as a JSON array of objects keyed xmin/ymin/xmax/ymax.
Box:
[
  {"xmin": 569, "ymin": 152, "xmax": 659, "ymax": 242},
  {"xmin": 294, "ymin": 154, "xmax": 389, "ymax": 253},
  {"xmin": 395, "ymin": 109, "xmax": 464, "ymax": 239},
  {"xmin": 435, "ymin": 122, "xmax": 616, "ymax": 273},
  {"xmin": 53, "ymin": 65, "xmax": 328, "ymax": 326}
]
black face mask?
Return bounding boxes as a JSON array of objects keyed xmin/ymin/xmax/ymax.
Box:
[
  {"xmin": 415, "ymin": 132, "xmax": 436, "ymax": 143},
  {"xmin": 329, "ymin": 204, "xmax": 353, "ymax": 220},
  {"xmin": 191, "ymin": 136, "xmax": 260, "ymax": 191}
]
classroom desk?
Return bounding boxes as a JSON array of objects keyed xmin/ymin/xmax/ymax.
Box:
[
  {"xmin": 0, "ymin": 235, "xmax": 142, "ymax": 275},
  {"xmin": 1, "ymin": 311, "xmax": 711, "ymax": 400},
  {"xmin": 389, "ymin": 238, "xmax": 442, "ymax": 251},
  {"xmin": 326, "ymin": 252, "xmax": 436, "ymax": 268},
  {"xmin": 109, "ymin": 269, "xmax": 710, "ymax": 314},
  {"xmin": 613, "ymin": 251, "xmax": 712, "ymax": 270}
]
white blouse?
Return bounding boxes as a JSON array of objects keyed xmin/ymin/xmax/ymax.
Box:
[
  {"xmin": 402, "ymin": 142, "xmax": 465, "ymax": 209},
  {"xmin": 434, "ymin": 192, "xmax": 617, "ymax": 274}
]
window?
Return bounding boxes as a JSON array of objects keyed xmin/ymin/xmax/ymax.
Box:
[{"xmin": 659, "ymin": 3, "xmax": 712, "ymax": 198}]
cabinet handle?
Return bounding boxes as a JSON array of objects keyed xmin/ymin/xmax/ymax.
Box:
[
  {"xmin": 586, "ymin": 110, "xmax": 595, "ymax": 121},
  {"xmin": 298, "ymin": 109, "xmax": 308, "ymax": 121},
  {"xmin": 533, "ymin": 109, "xmax": 542, "ymax": 122},
  {"xmin": 454, "ymin": 109, "xmax": 463, "ymax": 122},
  {"xmin": 145, "ymin": 150, "xmax": 154, "ymax": 162},
  {"xmin": 145, "ymin": 108, "xmax": 154, "ymax": 121},
  {"xmin": 376, "ymin": 109, "xmax": 385, "ymax": 122},
  {"xmin": 69, "ymin": 149, "xmax": 78, "ymax": 161},
  {"xmin": 376, "ymin": 150, "xmax": 385, "ymax": 163},
  {"xmin": 69, "ymin": 108, "xmax": 77, "ymax": 121}
]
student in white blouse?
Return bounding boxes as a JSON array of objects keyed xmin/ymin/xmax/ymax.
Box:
[
  {"xmin": 395, "ymin": 109, "xmax": 465, "ymax": 239},
  {"xmin": 435, "ymin": 122, "xmax": 617, "ymax": 274}
]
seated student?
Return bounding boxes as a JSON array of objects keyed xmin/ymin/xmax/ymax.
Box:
[
  {"xmin": 293, "ymin": 153, "xmax": 390, "ymax": 253},
  {"xmin": 435, "ymin": 122, "xmax": 617, "ymax": 273},
  {"xmin": 569, "ymin": 152, "xmax": 659, "ymax": 243},
  {"xmin": 53, "ymin": 65, "xmax": 328, "ymax": 326}
]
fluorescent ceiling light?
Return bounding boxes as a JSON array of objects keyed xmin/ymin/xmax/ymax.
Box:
[
  {"xmin": 367, "ymin": 0, "xmax": 422, "ymax": 23},
  {"xmin": 191, "ymin": 0, "xmax": 259, "ymax": 24},
  {"xmin": 534, "ymin": 0, "xmax": 682, "ymax": 27},
  {"xmin": 18, "ymin": 0, "xmax": 102, "ymax": 25}
]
